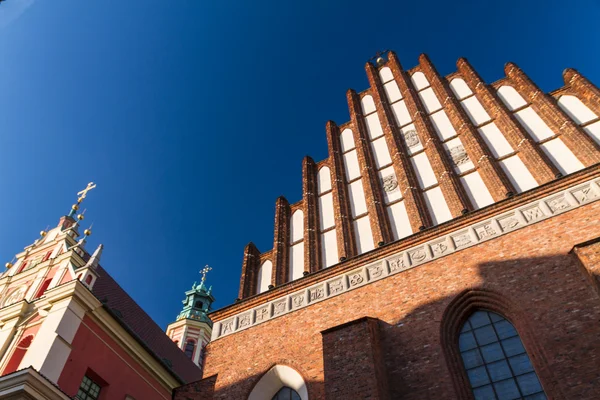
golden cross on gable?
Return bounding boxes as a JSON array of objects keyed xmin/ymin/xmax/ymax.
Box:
[
  {"xmin": 77, "ymin": 182, "xmax": 97, "ymax": 202},
  {"xmin": 200, "ymin": 265, "xmax": 212, "ymax": 283}
]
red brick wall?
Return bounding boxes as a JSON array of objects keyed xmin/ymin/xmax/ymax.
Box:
[
  {"xmin": 190, "ymin": 200, "xmax": 600, "ymax": 399},
  {"xmin": 573, "ymin": 238, "xmax": 600, "ymax": 297}
]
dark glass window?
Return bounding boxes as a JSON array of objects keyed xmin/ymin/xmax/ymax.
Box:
[
  {"xmin": 459, "ymin": 310, "xmax": 546, "ymax": 400},
  {"xmin": 184, "ymin": 340, "xmax": 195, "ymax": 359},
  {"xmin": 271, "ymin": 387, "xmax": 301, "ymax": 400},
  {"xmin": 76, "ymin": 375, "xmax": 101, "ymax": 400},
  {"xmin": 195, "ymin": 301, "xmax": 203, "ymax": 309}
]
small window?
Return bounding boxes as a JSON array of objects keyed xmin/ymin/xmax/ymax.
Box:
[
  {"xmin": 272, "ymin": 387, "xmax": 301, "ymax": 400},
  {"xmin": 195, "ymin": 301, "xmax": 203, "ymax": 309},
  {"xmin": 76, "ymin": 375, "xmax": 102, "ymax": 400},
  {"xmin": 184, "ymin": 340, "xmax": 195, "ymax": 359},
  {"xmin": 34, "ymin": 279, "xmax": 52, "ymax": 299}
]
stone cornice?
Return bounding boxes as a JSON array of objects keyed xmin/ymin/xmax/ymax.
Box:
[
  {"xmin": 210, "ymin": 167, "xmax": 600, "ymax": 341},
  {"xmin": 0, "ymin": 367, "xmax": 70, "ymax": 400}
]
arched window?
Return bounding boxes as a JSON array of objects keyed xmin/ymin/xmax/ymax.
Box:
[
  {"xmin": 3, "ymin": 335, "xmax": 33, "ymax": 374},
  {"xmin": 459, "ymin": 310, "xmax": 546, "ymax": 399},
  {"xmin": 184, "ymin": 340, "xmax": 195, "ymax": 359},
  {"xmin": 271, "ymin": 387, "xmax": 301, "ymax": 400}
]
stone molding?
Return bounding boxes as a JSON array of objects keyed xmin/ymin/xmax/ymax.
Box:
[{"xmin": 212, "ymin": 176, "xmax": 600, "ymax": 341}]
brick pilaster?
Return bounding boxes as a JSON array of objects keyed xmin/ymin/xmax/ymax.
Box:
[
  {"xmin": 325, "ymin": 121, "xmax": 357, "ymax": 260},
  {"xmin": 364, "ymin": 61, "xmax": 431, "ymax": 231},
  {"xmin": 505, "ymin": 62, "xmax": 600, "ymax": 165},
  {"xmin": 347, "ymin": 90, "xmax": 393, "ymax": 245},
  {"xmin": 457, "ymin": 58, "xmax": 559, "ymax": 183},
  {"xmin": 303, "ymin": 156, "xmax": 321, "ymax": 273},
  {"xmin": 564, "ymin": 68, "xmax": 600, "ymax": 116},
  {"xmin": 238, "ymin": 242, "xmax": 260, "ymax": 299},
  {"xmin": 389, "ymin": 53, "xmax": 472, "ymax": 217},
  {"xmin": 272, "ymin": 196, "xmax": 290, "ymax": 286},
  {"xmin": 418, "ymin": 54, "xmax": 515, "ymax": 200}
]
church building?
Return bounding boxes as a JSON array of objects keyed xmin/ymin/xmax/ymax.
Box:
[{"xmin": 174, "ymin": 51, "xmax": 600, "ymax": 399}]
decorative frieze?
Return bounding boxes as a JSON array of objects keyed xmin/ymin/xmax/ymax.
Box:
[{"xmin": 212, "ymin": 177, "xmax": 600, "ymax": 341}]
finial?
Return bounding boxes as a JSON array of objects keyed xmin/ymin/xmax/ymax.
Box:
[
  {"xmin": 5, "ymin": 256, "xmax": 15, "ymax": 269},
  {"xmin": 84, "ymin": 222, "xmax": 93, "ymax": 237},
  {"xmin": 68, "ymin": 182, "xmax": 97, "ymax": 217},
  {"xmin": 368, "ymin": 49, "xmax": 390, "ymax": 67},
  {"xmin": 200, "ymin": 265, "xmax": 212, "ymax": 284}
]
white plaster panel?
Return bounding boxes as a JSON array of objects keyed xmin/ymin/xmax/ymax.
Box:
[
  {"xmin": 321, "ymin": 230, "xmax": 338, "ymax": 268},
  {"xmin": 318, "ymin": 192, "xmax": 335, "ymax": 230},
  {"xmin": 410, "ymin": 152, "xmax": 438, "ymax": 188},
  {"xmin": 499, "ymin": 155, "xmax": 538, "ymax": 193},
  {"xmin": 514, "ymin": 107, "xmax": 554, "ymax": 142},
  {"xmin": 450, "ymin": 78, "xmax": 473, "ymax": 100},
  {"xmin": 423, "ymin": 186, "xmax": 453, "ymax": 225},
  {"xmin": 384, "ymin": 81, "xmax": 402, "ymax": 103},
  {"xmin": 401, "ymin": 124, "xmax": 424, "ymax": 155},
  {"xmin": 443, "ymin": 137, "xmax": 475, "ymax": 174},
  {"xmin": 460, "ymin": 171, "xmax": 494, "ymax": 209},
  {"xmin": 343, "ymin": 150, "xmax": 361, "ymax": 181},
  {"xmin": 558, "ymin": 95, "xmax": 597, "ymax": 124},
  {"xmin": 391, "ymin": 100, "xmax": 412, "ymax": 126},
  {"xmin": 584, "ymin": 121, "xmax": 600, "ymax": 145},
  {"xmin": 379, "ymin": 67, "xmax": 394, "ymax": 83},
  {"xmin": 411, "ymin": 71, "xmax": 430, "ymax": 91},
  {"xmin": 289, "ymin": 242, "xmax": 305, "ymax": 281},
  {"xmin": 378, "ymin": 166, "xmax": 402, "ymax": 204},
  {"xmin": 361, "ymin": 95, "xmax": 377, "ymax": 115},
  {"xmin": 317, "ymin": 166, "xmax": 332, "ymax": 194},
  {"xmin": 0, "ymin": 320, "xmax": 19, "ymax": 367},
  {"xmin": 387, "ymin": 201, "xmax": 412, "ymax": 240},
  {"xmin": 430, "ymin": 110, "xmax": 457, "ymax": 141},
  {"xmin": 340, "ymin": 128, "xmax": 355, "ymax": 152},
  {"xmin": 478, "ymin": 123, "xmax": 514, "ymax": 158},
  {"xmin": 353, "ymin": 216, "xmax": 375, "ymax": 254},
  {"xmin": 290, "ymin": 210, "xmax": 304, "ymax": 243},
  {"xmin": 257, "ymin": 261, "xmax": 272, "ymax": 293},
  {"xmin": 497, "ymin": 86, "xmax": 527, "ymax": 111},
  {"xmin": 540, "ymin": 137, "xmax": 584, "ymax": 175},
  {"xmin": 248, "ymin": 365, "xmax": 309, "ymax": 400},
  {"xmin": 365, "ymin": 113, "xmax": 384, "ymax": 140},
  {"xmin": 418, "ymin": 87, "xmax": 443, "ymax": 114},
  {"xmin": 371, "ymin": 136, "xmax": 392, "ymax": 169},
  {"xmin": 348, "ymin": 179, "xmax": 368, "ymax": 217},
  {"xmin": 461, "ymin": 96, "xmax": 492, "ymax": 126}
]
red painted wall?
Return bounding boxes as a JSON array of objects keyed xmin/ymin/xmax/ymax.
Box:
[{"xmin": 58, "ymin": 315, "xmax": 172, "ymax": 400}]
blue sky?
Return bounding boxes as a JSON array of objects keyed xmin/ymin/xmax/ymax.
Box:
[{"xmin": 1, "ymin": 0, "xmax": 599, "ymax": 328}]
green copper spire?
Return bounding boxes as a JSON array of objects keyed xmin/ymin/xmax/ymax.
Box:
[{"xmin": 176, "ymin": 266, "xmax": 215, "ymax": 326}]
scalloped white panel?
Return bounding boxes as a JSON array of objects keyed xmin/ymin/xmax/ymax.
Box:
[
  {"xmin": 365, "ymin": 113, "xmax": 384, "ymax": 140},
  {"xmin": 558, "ymin": 95, "xmax": 597, "ymax": 124},
  {"xmin": 497, "ymin": 86, "xmax": 527, "ymax": 111},
  {"xmin": 478, "ymin": 123, "xmax": 514, "ymax": 158},
  {"xmin": 450, "ymin": 78, "xmax": 473, "ymax": 100},
  {"xmin": 340, "ymin": 128, "xmax": 355, "ymax": 152},
  {"xmin": 423, "ymin": 186, "xmax": 453, "ymax": 225},
  {"xmin": 379, "ymin": 67, "xmax": 394, "ymax": 83},
  {"xmin": 443, "ymin": 137, "xmax": 475, "ymax": 174},
  {"xmin": 461, "ymin": 97, "xmax": 492, "ymax": 126},
  {"xmin": 401, "ymin": 124, "xmax": 424, "ymax": 155},
  {"xmin": 361, "ymin": 95, "xmax": 377, "ymax": 115},
  {"xmin": 540, "ymin": 138, "xmax": 584, "ymax": 175},
  {"xmin": 387, "ymin": 201, "xmax": 412, "ymax": 240},
  {"xmin": 391, "ymin": 101, "xmax": 412, "ymax": 126},
  {"xmin": 410, "ymin": 152, "xmax": 438, "ymax": 188},
  {"xmin": 318, "ymin": 192, "xmax": 335, "ymax": 230},
  {"xmin": 411, "ymin": 71, "xmax": 430, "ymax": 91},
  {"xmin": 371, "ymin": 136, "xmax": 392, "ymax": 169},
  {"xmin": 460, "ymin": 171, "xmax": 494, "ymax": 209},
  {"xmin": 343, "ymin": 150, "xmax": 361, "ymax": 181},
  {"xmin": 257, "ymin": 261, "xmax": 273, "ymax": 293},
  {"xmin": 290, "ymin": 210, "xmax": 304, "ymax": 243},
  {"xmin": 378, "ymin": 166, "xmax": 402, "ymax": 204},
  {"xmin": 289, "ymin": 242, "xmax": 304, "ymax": 281},
  {"xmin": 384, "ymin": 81, "xmax": 402, "ymax": 103},
  {"xmin": 499, "ymin": 155, "xmax": 538, "ymax": 193},
  {"xmin": 419, "ymin": 88, "xmax": 443, "ymax": 114},
  {"xmin": 514, "ymin": 107, "xmax": 554, "ymax": 142},
  {"xmin": 321, "ymin": 230, "xmax": 338, "ymax": 268},
  {"xmin": 353, "ymin": 216, "xmax": 375, "ymax": 254},
  {"xmin": 584, "ymin": 121, "xmax": 600, "ymax": 144},
  {"xmin": 317, "ymin": 166, "xmax": 332, "ymax": 194},
  {"xmin": 348, "ymin": 179, "xmax": 367, "ymax": 217},
  {"xmin": 429, "ymin": 110, "xmax": 457, "ymax": 141}
]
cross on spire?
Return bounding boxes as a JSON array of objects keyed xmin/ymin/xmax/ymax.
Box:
[
  {"xmin": 200, "ymin": 265, "xmax": 212, "ymax": 283},
  {"xmin": 77, "ymin": 182, "xmax": 97, "ymax": 202}
]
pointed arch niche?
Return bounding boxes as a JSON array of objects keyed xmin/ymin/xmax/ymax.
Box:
[
  {"xmin": 440, "ymin": 289, "xmax": 559, "ymax": 400},
  {"xmin": 248, "ymin": 365, "xmax": 308, "ymax": 400}
]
